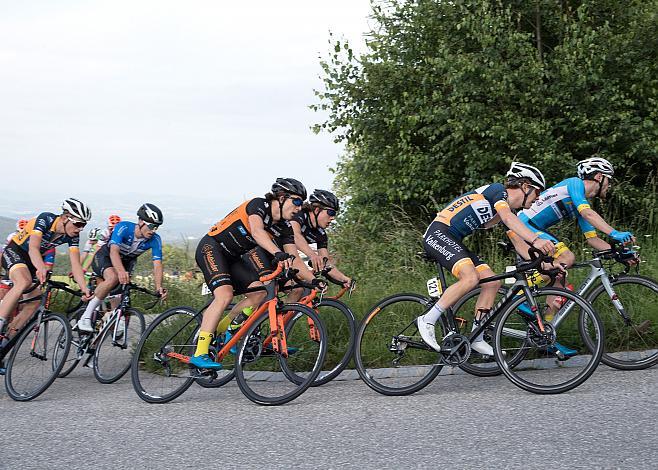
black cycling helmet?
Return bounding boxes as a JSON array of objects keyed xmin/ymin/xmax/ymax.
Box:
[
  {"xmin": 137, "ymin": 203, "xmax": 164, "ymax": 225},
  {"xmin": 309, "ymin": 189, "xmax": 340, "ymax": 212},
  {"xmin": 271, "ymin": 177, "xmax": 307, "ymax": 200}
]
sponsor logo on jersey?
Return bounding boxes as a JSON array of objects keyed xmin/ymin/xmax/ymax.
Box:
[{"xmin": 446, "ymin": 195, "xmax": 474, "ymax": 212}]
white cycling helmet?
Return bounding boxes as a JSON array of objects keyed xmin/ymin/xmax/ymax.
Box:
[
  {"xmin": 62, "ymin": 198, "xmax": 92, "ymax": 221},
  {"xmin": 577, "ymin": 157, "xmax": 614, "ymax": 179},
  {"xmin": 506, "ymin": 162, "xmax": 546, "ymax": 190}
]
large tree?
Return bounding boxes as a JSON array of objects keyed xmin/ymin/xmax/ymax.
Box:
[{"xmin": 314, "ymin": 0, "xmax": 658, "ymax": 230}]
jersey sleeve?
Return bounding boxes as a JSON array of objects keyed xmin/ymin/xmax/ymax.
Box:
[
  {"xmin": 109, "ymin": 222, "xmax": 129, "ymax": 246},
  {"xmin": 33, "ymin": 213, "xmax": 52, "ymax": 235},
  {"xmin": 277, "ymin": 222, "xmax": 295, "ymax": 246},
  {"xmin": 485, "ymin": 183, "xmax": 510, "ymax": 212},
  {"xmin": 316, "ymin": 228, "xmax": 329, "ymax": 250},
  {"xmin": 68, "ymin": 235, "xmax": 80, "ymax": 250},
  {"xmin": 566, "ymin": 178, "xmax": 591, "ymax": 213},
  {"xmin": 150, "ymin": 235, "xmax": 163, "ymax": 261},
  {"xmin": 246, "ymin": 198, "xmax": 268, "ymax": 219}
]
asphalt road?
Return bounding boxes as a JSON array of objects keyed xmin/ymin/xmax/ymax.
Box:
[{"xmin": 1, "ymin": 364, "xmax": 656, "ymax": 469}]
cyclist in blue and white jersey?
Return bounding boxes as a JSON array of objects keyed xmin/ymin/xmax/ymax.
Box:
[
  {"xmin": 416, "ymin": 163, "xmax": 555, "ymax": 356},
  {"xmin": 0, "ymin": 199, "xmax": 93, "ymax": 340},
  {"xmin": 76, "ymin": 204, "xmax": 167, "ymax": 332},
  {"xmin": 508, "ymin": 158, "xmax": 636, "ymax": 356}
]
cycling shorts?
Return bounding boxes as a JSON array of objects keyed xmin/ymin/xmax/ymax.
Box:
[
  {"xmin": 195, "ymin": 235, "xmax": 274, "ymax": 294},
  {"xmin": 91, "ymin": 245, "xmax": 138, "ymax": 278},
  {"xmin": 423, "ymin": 222, "xmax": 489, "ymax": 277},
  {"xmin": 1, "ymin": 241, "xmax": 37, "ymax": 277}
]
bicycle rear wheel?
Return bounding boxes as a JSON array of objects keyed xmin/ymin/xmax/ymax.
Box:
[
  {"xmin": 5, "ymin": 312, "xmax": 71, "ymax": 401},
  {"xmin": 131, "ymin": 307, "xmax": 200, "ymax": 403},
  {"xmin": 282, "ymin": 299, "xmax": 356, "ymax": 386},
  {"xmin": 495, "ymin": 288, "xmax": 603, "ymax": 394},
  {"xmin": 583, "ymin": 274, "xmax": 658, "ymax": 370},
  {"xmin": 235, "ymin": 303, "xmax": 327, "ymax": 405},
  {"xmin": 354, "ymin": 293, "xmax": 443, "ymax": 396},
  {"xmin": 94, "ymin": 308, "xmax": 146, "ymax": 384}
]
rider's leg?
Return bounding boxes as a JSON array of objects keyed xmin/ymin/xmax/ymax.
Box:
[
  {"xmin": 471, "ymin": 265, "xmax": 501, "ymax": 356},
  {"xmin": 0, "ymin": 266, "xmax": 32, "ymax": 324},
  {"xmin": 285, "ymin": 286, "xmax": 305, "ymax": 303},
  {"xmin": 218, "ymin": 286, "xmax": 266, "ymax": 334},
  {"xmin": 78, "ymin": 268, "xmax": 119, "ymax": 331},
  {"xmin": 417, "ymin": 261, "xmax": 480, "ymax": 351}
]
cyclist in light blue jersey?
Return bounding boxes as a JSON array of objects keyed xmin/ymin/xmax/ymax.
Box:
[
  {"xmin": 76, "ymin": 204, "xmax": 167, "ymax": 332},
  {"xmin": 508, "ymin": 157, "xmax": 636, "ymax": 356}
]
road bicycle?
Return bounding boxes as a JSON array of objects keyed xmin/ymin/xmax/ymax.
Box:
[
  {"xmin": 131, "ymin": 263, "xmax": 327, "ymax": 406},
  {"xmin": 0, "ymin": 275, "xmax": 73, "ymax": 401},
  {"xmin": 451, "ymin": 239, "xmax": 657, "ymax": 374},
  {"xmin": 54, "ymin": 282, "xmax": 161, "ymax": 384},
  {"xmin": 355, "ymin": 248, "xmax": 604, "ymax": 395},
  {"xmin": 197, "ymin": 264, "xmax": 357, "ymax": 389}
]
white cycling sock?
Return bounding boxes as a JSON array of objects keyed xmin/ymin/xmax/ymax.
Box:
[
  {"xmin": 81, "ymin": 297, "xmax": 103, "ymax": 321},
  {"xmin": 422, "ymin": 303, "xmax": 446, "ymax": 325}
]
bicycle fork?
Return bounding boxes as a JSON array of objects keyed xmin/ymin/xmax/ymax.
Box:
[{"xmin": 268, "ymin": 302, "xmax": 289, "ymax": 358}]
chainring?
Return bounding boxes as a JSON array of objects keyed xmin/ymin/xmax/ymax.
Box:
[{"xmin": 440, "ymin": 333, "xmax": 471, "ymax": 366}]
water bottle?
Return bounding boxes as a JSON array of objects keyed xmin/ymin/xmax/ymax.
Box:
[{"xmin": 228, "ymin": 306, "xmax": 254, "ymax": 332}]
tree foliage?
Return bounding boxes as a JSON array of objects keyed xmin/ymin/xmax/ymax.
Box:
[{"xmin": 314, "ymin": 0, "xmax": 658, "ymax": 231}]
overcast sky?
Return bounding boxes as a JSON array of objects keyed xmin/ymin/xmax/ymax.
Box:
[{"xmin": 0, "ymin": 1, "xmax": 372, "ymax": 221}]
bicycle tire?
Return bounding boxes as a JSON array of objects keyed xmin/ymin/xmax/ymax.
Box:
[
  {"xmin": 93, "ymin": 308, "xmax": 146, "ymax": 384},
  {"xmin": 494, "ymin": 287, "xmax": 604, "ymax": 394},
  {"xmin": 54, "ymin": 307, "xmax": 84, "ymax": 378},
  {"xmin": 582, "ymin": 274, "xmax": 658, "ymax": 370},
  {"xmin": 131, "ymin": 307, "xmax": 200, "ymax": 404},
  {"xmin": 354, "ymin": 293, "xmax": 443, "ymax": 396},
  {"xmin": 234, "ymin": 303, "xmax": 327, "ymax": 405},
  {"xmin": 282, "ymin": 298, "xmax": 356, "ymax": 386},
  {"xmin": 194, "ymin": 304, "xmax": 236, "ymax": 389},
  {"xmin": 5, "ymin": 312, "xmax": 71, "ymax": 401},
  {"xmin": 451, "ymin": 287, "xmax": 529, "ymax": 377}
]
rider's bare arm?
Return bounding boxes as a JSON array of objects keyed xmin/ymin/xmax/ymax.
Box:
[
  {"xmin": 249, "ymin": 214, "xmax": 283, "ymax": 256},
  {"xmin": 579, "ymin": 208, "xmax": 616, "ymax": 235}
]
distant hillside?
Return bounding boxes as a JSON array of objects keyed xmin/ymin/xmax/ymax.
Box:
[{"xmin": 0, "ymin": 216, "xmax": 16, "ymax": 240}]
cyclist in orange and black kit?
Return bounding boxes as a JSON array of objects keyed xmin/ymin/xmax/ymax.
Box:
[
  {"xmin": 192, "ymin": 178, "xmax": 320, "ymax": 370},
  {"xmin": 286, "ymin": 189, "xmax": 353, "ymax": 302}
]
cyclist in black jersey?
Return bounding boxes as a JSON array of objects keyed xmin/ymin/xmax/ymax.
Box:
[
  {"xmin": 192, "ymin": 178, "xmax": 316, "ymax": 370},
  {"xmin": 287, "ymin": 189, "xmax": 352, "ymax": 302},
  {"xmin": 0, "ymin": 198, "xmax": 93, "ymax": 344},
  {"xmin": 417, "ymin": 164, "xmax": 555, "ymax": 356}
]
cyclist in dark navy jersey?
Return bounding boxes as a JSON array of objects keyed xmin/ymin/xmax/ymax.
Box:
[
  {"xmin": 76, "ymin": 204, "xmax": 167, "ymax": 332},
  {"xmin": 0, "ymin": 198, "xmax": 92, "ymax": 341},
  {"xmin": 192, "ymin": 178, "xmax": 318, "ymax": 370},
  {"xmin": 417, "ymin": 163, "xmax": 555, "ymax": 356},
  {"xmin": 287, "ymin": 189, "xmax": 352, "ymax": 302}
]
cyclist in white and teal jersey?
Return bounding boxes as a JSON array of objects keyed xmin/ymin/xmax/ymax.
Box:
[{"xmin": 508, "ymin": 157, "xmax": 636, "ymax": 356}]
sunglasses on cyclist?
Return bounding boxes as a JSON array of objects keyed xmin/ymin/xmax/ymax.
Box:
[
  {"xmin": 325, "ymin": 209, "xmax": 337, "ymax": 217},
  {"xmin": 290, "ymin": 197, "xmax": 304, "ymax": 207},
  {"xmin": 527, "ymin": 184, "xmax": 541, "ymax": 197},
  {"xmin": 69, "ymin": 218, "xmax": 87, "ymax": 229},
  {"xmin": 143, "ymin": 222, "xmax": 160, "ymax": 231}
]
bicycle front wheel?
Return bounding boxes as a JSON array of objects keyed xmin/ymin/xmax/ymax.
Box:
[
  {"xmin": 495, "ymin": 287, "xmax": 604, "ymax": 394},
  {"xmin": 5, "ymin": 312, "xmax": 71, "ymax": 401},
  {"xmin": 282, "ymin": 299, "xmax": 356, "ymax": 386},
  {"xmin": 235, "ymin": 303, "xmax": 327, "ymax": 406},
  {"xmin": 53, "ymin": 307, "xmax": 84, "ymax": 378},
  {"xmin": 93, "ymin": 308, "xmax": 146, "ymax": 384},
  {"xmin": 354, "ymin": 293, "xmax": 443, "ymax": 396},
  {"xmin": 584, "ymin": 274, "xmax": 658, "ymax": 370},
  {"xmin": 131, "ymin": 307, "xmax": 200, "ymax": 403}
]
